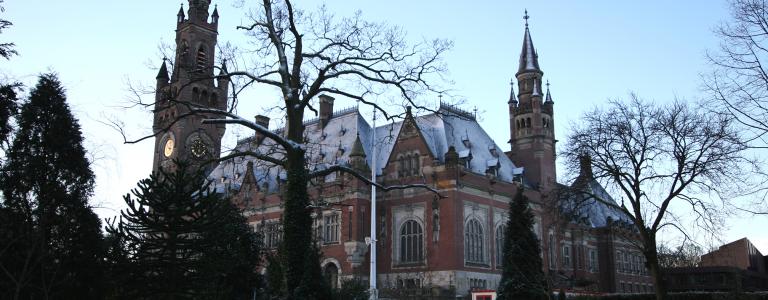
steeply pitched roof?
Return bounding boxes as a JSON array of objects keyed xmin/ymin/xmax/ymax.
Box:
[{"xmin": 207, "ymin": 104, "xmax": 523, "ymax": 193}]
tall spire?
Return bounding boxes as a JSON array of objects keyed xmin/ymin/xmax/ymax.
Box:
[
  {"xmin": 545, "ymin": 80, "xmax": 553, "ymax": 103},
  {"xmin": 517, "ymin": 10, "xmax": 541, "ymax": 75},
  {"xmin": 508, "ymin": 78, "xmax": 518, "ymax": 104}
]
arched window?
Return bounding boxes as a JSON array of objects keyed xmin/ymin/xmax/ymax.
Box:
[
  {"xmin": 526, "ymin": 117, "xmax": 531, "ymax": 128},
  {"xmin": 210, "ymin": 93, "xmax": 218, "ymax": 107},
  {"xmin": 411, "ymin": 154, "xmax": 420, "ymax": 176},
  {"xmin": 196, "ymin": 45, "xmax": 207, "ymax": 70},
  {"xmin": 465, "ymin": 219, "xmax": 484, "ymax": 264},
  {"xmin": 200, "ymin": 90, "xmax": 207, "ymax": 103},
  {"xmin": 399, "ymin": 220, "xmax": 424, "ymax": 264},
  {"xmin": 323, "ymin": 263, "xmax": 339, "ymax": 289},
  {"xmin": 495, "ymin": 224, "xmax": 506, "ymax": 267},
  {"xmin": 192, "ymin": 87, "xmax": 199, "ymax": 103}
]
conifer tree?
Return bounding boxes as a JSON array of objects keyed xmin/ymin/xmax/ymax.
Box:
[
  {"xmin": 107, "ymin": 163, "xmax": 262, "ymax": 299},
  {"xmin": 497, "ymin": 189, "xmax": 548, "ymax": 300},
  {"xmin": 0, "ymin": 73, "xmax": 104, "ymax": 299}
]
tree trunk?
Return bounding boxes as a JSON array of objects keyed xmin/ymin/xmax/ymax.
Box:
[
  {"xmin": 282, "ymin": 107, "xmax": 313, "ymax": 295},
  {"xmin": 645, "ymin": 240, "xmax": 667, "ymax": 300}
]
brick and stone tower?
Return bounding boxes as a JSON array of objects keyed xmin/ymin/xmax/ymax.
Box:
[
  {"xmin": 508, "ymin": 11, "xmax": 556, "ymax": 190},
  {"xmin": 152, "ymin": 0, "xmax": 228, "ymax": 175}
]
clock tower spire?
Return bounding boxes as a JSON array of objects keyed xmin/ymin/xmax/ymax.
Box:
[{"xmin": 152, "ymin": 0, "xmax": 227, "ymax": 175}]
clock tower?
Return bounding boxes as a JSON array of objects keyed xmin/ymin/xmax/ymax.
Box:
[{"xmin": 152, "ymin": 0, "xmax": 228, "ymax": 175}]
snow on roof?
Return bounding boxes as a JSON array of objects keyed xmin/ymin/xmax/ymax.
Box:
[
  {"xmin": 562, "ymin": 179, "xmax": 634, "ymax": 228},
  {"xmin": 208, "ymin": 104, "xmax": 523, "ymax": 192}
]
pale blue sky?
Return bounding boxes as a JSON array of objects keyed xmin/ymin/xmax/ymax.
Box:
[{"xmin": 3, "ymin": 1, "xmax": 765, "ymax": 252}]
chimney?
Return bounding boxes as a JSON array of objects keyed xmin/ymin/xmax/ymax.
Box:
[
  {"xmin": 255, "ymin": 115, "xmax": 270, "ymax": 129},
  {"xmin": 253, "ymin": 115, "xmax": 270, "ymax": 145},
  {"xmin": 319, "ymin": 94, "xmax": 335, "ymax": 127},
  {"xmin": 578, "ymin": 154, "xmax": 593, "ymax": 179}
]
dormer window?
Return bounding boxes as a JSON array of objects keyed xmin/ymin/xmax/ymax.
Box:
[{"xmin": 489, "ymin": 146, "xmax": 498, "ymax": 158}]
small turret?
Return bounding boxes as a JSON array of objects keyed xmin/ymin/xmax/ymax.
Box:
[
  {"xmin": 177, "ymin": 4, "xmax": 185, "ymax": 23},
  {"xmin": 156, "ymin": 59, "xmax": 170, "ymax": 83},
  {"xmin": 544, "ymin": 80, "xmax": 553, "ymax": 104},
  {"xmin": 508, "ymin": 79, "xmax": 518, "ymax": 106},
  {"xmin": 211, "ymin": 5, "xmax": 219, "ymax": 24},
  {"xmin": 348, "ymin": 133, "xmax": 369, "ymax": 172}
]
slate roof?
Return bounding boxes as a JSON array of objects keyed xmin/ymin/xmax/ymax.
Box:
[
  {"xmin": 208, "ymin": 103, "xmax": 523, "ymax": 193},
  {"xmin": 561, "ymin": 179, "xmax": 634, "ymax": 228}
]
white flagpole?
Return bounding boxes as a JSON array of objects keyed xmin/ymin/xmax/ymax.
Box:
[{"xmin": 369, "ymin": 108, "xmax": 378, "ymax": 300}]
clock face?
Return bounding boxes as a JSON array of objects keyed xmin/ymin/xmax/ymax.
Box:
[
  {"xmin": 190, "ymin": 138, "xmax": 208, "ymax": 159},
  {"xmin": 163, "ymin": 138, "xmax": 175, "ymax": 157}
]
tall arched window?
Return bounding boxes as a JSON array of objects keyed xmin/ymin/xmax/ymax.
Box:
[
  {"xmin": 399, "ymin": 220, "xmax": 424, "ymax": 264},
  {"xmin": 465, "ymin": 219, "xmax": 484, "ymax": 264},
  {"xmin": 196, "ymin": 45, "xmax": 207, "ymax": 70},
  {"xmin": 495, "ymin": 224, "xmax": 506, "ymax": 267}
]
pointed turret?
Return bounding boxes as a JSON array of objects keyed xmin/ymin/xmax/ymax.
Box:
[
  {"xmin": 156, "ymin": 59, "xmax": 170, "ymax": 80},
  {"xmin": 517, "ymin": 10, "xmax": 541, "ymax": 75},
  {"xmin": 508, "ymin": 79, "xmax": 518, "ymax": 105},
  {"xmin": 349, "ymin": 133, "xmax": 367, "ymax": 159},
  {"xmin": 211, "ymin": 5, "xmax": 219, "ymax": 23},
  {"xmin": 348, "ymin": 133, "xmax": 369, "ymax": 172},
  {"xmin": 544, "ymin": 80, "xmax": 553, "ymax": 103},
  {"xmin": 177, "ymin": 4, "xmax": 185, "ymax": 23}
]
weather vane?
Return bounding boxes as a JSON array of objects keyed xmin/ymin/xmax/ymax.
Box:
[{"xmin": 524, "ymin": 9, "xmax": 529, "ymax": 27}]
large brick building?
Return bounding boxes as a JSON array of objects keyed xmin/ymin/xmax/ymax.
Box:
[{"xmin": 151, "ymin": 1, "xmax": 653, "ymax": 297}]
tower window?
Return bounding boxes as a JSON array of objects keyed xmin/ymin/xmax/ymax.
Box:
[
  {"xmin": 196, "ymin": 46, "xmax": 207, "ymax": 70},
  {"xmin": 210, "ymin": 93, "xmax": 218, "ymax": 106},
  {"xmin": 526, "ymin": 117, "xmax": 531, "ymax": 128}
]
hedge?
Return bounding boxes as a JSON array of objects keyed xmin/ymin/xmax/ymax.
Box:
[{"xmin": 571, "ymin": 292, "xmax": 768, "ymax": 300}]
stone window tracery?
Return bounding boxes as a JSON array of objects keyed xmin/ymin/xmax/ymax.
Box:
[
  {"xmin": 465, "ymin": 218, "xmax": 485, "ymax": 264},
  {"xmin": 399, "ymin": 219, "xmax": 424, "ymax": 264}
]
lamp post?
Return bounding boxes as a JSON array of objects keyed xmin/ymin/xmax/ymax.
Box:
[{"xmin": 369, "ymin": 109, "xmax": 378, "ymax": 300}]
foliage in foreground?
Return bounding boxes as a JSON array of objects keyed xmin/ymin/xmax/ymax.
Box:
[
  {"xmin": 496, "ymin": 189, "xmax": 548, "ymax": 300},
  {"xmin": 105, "ymin": 163, "xmax": 262, "ymax": 299},
  {"xmin": 0, "ymin": 73, "xmax": 104, "ymax": 299}
]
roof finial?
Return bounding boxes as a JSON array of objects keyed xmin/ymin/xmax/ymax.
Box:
[{"xmin": 524, "ymin": 9, "xmax": 530, "ymax": 28}]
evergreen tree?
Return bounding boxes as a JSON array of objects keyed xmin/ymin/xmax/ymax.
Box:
[
  {"xmin": 0, "ymin": 73, "xmax": 104, "ymax": 299},
  {"xmin": 107, "ymin": 163, "xmax": 262, "ymax": 299},
  {"xmin": 497, "ymin": 189, "xmax": 548, "ymax": 300}
]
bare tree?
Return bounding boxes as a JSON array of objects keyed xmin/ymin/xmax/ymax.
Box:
[
  {"xmin": 118, "ymin": 0, "xmax": 452, "ymax": 298},
  {"xmin": 561, "ymin": 95, "xmax": 755, "ymax": 300},
  {"xmin": 657, "ymin": 242, "xmax": 703, "ymax": 269},
  {"xmin": 705, "ymin": 0, "xmax": 768, "ymax": 214}
]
